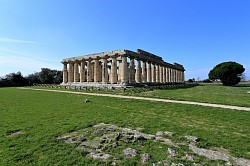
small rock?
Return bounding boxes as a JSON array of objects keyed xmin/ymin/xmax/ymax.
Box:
[
  {"xmin": 153, "ymin": 162, "xmax": 162, "ymax": 166},
  {"xmin": 162, "ymin": 160, "xmax": 171, "ymax": 166},
  {"xmin": 156, "ymin": 131, "xmax": 164, "ymax": 137},
  {"xmin": 93, "ymin": 128, "xmax": 104, "ymax": 134},
  {"xmin": 114, "ymin": 132, "xmax": 120, "ymax": 141},
  {"xmin": 164, "ymin": 131, "xmax": 174, "ymax": 137},
  {"xmin": 181, "ymin": 154, "xmax": 194, "ymax": 161},
  {"xmin": 89, "ymin": 152, "xmax": 110, "ymax": 160},
  {"xmin": 123, "ymin": 148, "xmax": 139, "ymax": 158},
  {"xmin": 171, "ymin": 163, "xmax": 185, "ymax": 166},
  {"xmin": 134, "ymin": 132, "xmax": 146, "ymax": 141},
  {"xmin": 168, "ymin": 148, "xmax": 177, "ymax": 157},
  {"xmin": 85, "ymin": 99, "xmax": 91, "ymax": 102},
  {"xmin": 141, "ymin": 153, "xmax": 151, "ymax": 163},
  {"xmin": 107, "ymin": 125, "xmax": 118, "ymax": 131},
  {"xmin": 185, "ymin": 135, "xmax": 199, "ymax": 143}
]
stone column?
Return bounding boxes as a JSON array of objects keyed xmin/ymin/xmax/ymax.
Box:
[
  {"xmin": 155, "ymin": 64, "xmax": 160, "ymax": 82},
  {"xmin": 110, "ymin": 56, "xmax": 117, "ymax": 84},
  {"xmin": 68, "ymin": 61, "xmax": 74, "ymax": 82},
  {"xmin": 87, "ymin": 59, "xmax": 92, "ymax": 82},
  {"xmin": 62, "ymin": 62, "xmax": 68, "ymax": 83},
  {"xmin": 147, "ymin": 62, "xmax": 152, "ymax": 82},
  {"xmin": 142, "ymin": 61, "xmax": 147, "ymax": 83},
  {"xmin": 94, "ymin": 58, "xmax": 101, "ymax": 83},
  {"xmin": 135, "ymin": 59, "xmax": 142, "ymax": 83},
  {"xmin": 169, "ymin": 68, "xmax": 172, "ymax": 82},
  {"xmin": 159, "ymin": 65, "xmax": 163, "ymax": 83},
  {"xmin": 74, "ymin": 61, "xmax": 79, "ymax": 82},
  {"xmin": 120, "ymin": 56, "xmax": 129, "ymax": 84},
  {"xmin": 102, "ymin": 58, "xmax": 108, "ymax": 83},
  {"xmin": 162, "ymin": 66, "xmax": 166, "ymax": 83},
  {"xmin": 151, "ymin": 63, "xmax": 156, "ymax": 82},
  {"xmin": 80, "ymin": 60, "xmax": 85, "ymax": 82},
  {"xmin": 129, "ymin": 58, "xmax": 135, "ymax": 83}
]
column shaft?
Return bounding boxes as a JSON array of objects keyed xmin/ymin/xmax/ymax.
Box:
[
  {"xmin": 87, "ymin": 60, "xmax": 92, "ymax": 82},
  {"xmin": 68, "ymin": 62, "xmax": 74, "ymax": 82},
  {"xmin": 110, "ymin": 57, "xmax": 117, "ymax": 84},
  {"xmin": 152, "ymin": 64, "xmax": 156, "ymax": 82},
  {"xmin": 156, "ymin": 65, "xmax": 160, "ymax": 82},
  {"xmin": 102, "ymin": 58, "xmax": 108, "ymax": 83},
  {"xmin": 129, "ymin": 58, "xmax": 135, "ymax": 83},
  {"xmin": 120, "ymin": 56, "xmax": 129, "ymax": 84},
  {"xmin": 135, "ymin": 59, "xmax": 142, "ymax": 83},
  {"xmin": 80, "ymin": 60, "xmax": 85, "ymax": 82},
  {"xmin": 159, "ymin": 66, "xmax": 163, "ymax": 83},
  {"xmin": 142, "ymin": 61, "xmax": 147, "ymax": 82},
  {"xmin": 63, "ymin": 63, "xmax": 68, "ymax": 83},
  {"xmin": 147, "ymin": 62, "xmax": 151, "ymax": 82}
]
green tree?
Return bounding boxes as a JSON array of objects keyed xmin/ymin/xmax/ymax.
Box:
[
  {"xmin": 208, "ymin": 61, "xmax": 245, "ymax": 86},
  {"xmin": 39, "ymin": 68, "xmax": 62, "ymax": 84}
]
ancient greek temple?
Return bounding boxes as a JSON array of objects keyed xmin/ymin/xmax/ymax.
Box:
[{"xmin": 61, "ymin": 49, "xmax": 185, "ymax": 87}]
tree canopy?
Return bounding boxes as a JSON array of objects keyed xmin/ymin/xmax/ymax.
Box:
[{"xmin": 208, "ymin": 61, "xmax": 245, "ymax": 86}]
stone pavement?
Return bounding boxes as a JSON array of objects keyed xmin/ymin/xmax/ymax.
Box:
[{"xmin": 18, "ymin": 87, "xmax": 250, "ymax": 111}]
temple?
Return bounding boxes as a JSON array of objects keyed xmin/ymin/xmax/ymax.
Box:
[{"xmin": 61, "ymin": 49, "xmax": 185, "ymax": 87}]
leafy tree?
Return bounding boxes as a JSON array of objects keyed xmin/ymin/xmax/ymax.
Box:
[
  {"xmin": 208, "ymin": 61, "xmax": 245, "ymax": 86},
  {"xmin": 26, "ymin": 72, "xmax": 42, "ymax": 85},
  {"xmin": 39, "ymin": 68, "xmax": 62, "ymax": 84}
]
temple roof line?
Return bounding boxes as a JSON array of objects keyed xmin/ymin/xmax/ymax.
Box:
[{"xmin": 62, "ymin": 49, "xmax": 185, "ymax": 70}]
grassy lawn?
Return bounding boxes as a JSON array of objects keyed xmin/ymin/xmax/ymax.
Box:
[
  {"xmin": 0, "ymin": 87, "xmax": 249, "ymax": 165},
  {"xmin": 129, "ymin": 84, "xmax": 250, "ymax": 107}
]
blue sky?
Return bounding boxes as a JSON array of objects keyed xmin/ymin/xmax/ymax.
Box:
[{"xmin": 0, "ymin": 0, "xmax": 249, "ymax": 80}]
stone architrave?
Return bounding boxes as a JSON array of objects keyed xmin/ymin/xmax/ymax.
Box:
[
  {"xmin": 120, "ymin": 56, "xmax": 129, "ymax": 84},
  {"xmin": 110, "ymin": 57, "xmax": 118, "ymax": 84},
  {"xmin": 142, "ymin": 61, "xmax": 147, "ymax": 83},
  {"xmin": 102, "ymin": 58, "xmax": 109, "ymax": 83},
  {"xmin": 68, "ymin": 61, "xmax": 74, "ymax": 82},
  {"xmin": 129, "ymin": 58, "xmax": 135, "ymax": 83},
  {"xmin": 135, "ymin": 59, "xmax": 142, "ymax": 83},
  {"xmin": 80, "ymin": 60, "xmax": 85, "ymax": 82},
  {"xmin": 63, "ymin": 62, "xmax": 68, "ymax": 83},
  {"xmin": 147, "ymin": 62, "xmax": 152, "ymax": 82}
]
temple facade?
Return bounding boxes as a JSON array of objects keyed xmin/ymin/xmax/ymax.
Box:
[{"xmin": 61, "ymin": 49, "xmax": 185, "ymax": 87}]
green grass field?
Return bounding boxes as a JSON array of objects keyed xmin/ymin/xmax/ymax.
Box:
[{"xmin": 0, "ymin": 87, "xmax": 250, "ymax": 165}]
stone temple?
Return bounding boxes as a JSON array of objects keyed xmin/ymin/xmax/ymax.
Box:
[{"xmin": 61, "ymin": 49, "xmax": 185, "ymax": 87}]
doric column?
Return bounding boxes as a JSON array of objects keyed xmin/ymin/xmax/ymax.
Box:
[
  {"xmin": 80, "ymin": 60, "xmax": 85, "ymax": 82},
  {"xmin": 110, "ymin": 56, "xmax": 117, "ymax": 84},
  {"xmin": 74, "ymin": 61, "xmax": 79, "ymax": 82},
  {"xmin": 94, "ymin": 58, "xmax": 100, "ymax": 83},
  {"xmin": 147, "ymin": 62, "xmax": 152, "ymax": 82},
  {"xmin": 102, "ymin": 58, "xmax": 108, "ymax": 83},
  {"xmin": 87, "ymin": 59, "xmax": 92, "ymax": 82},
  {"xmin": 155, "ymin": 64, "xmax": 160, "ymax": 82},
  {"xmin": 162, "ymin": 66, "xmax": 166, "ymax": 83},
  {"xmin": 129, "ymin": 58, "xmax": 135, "ymax": 83},
  {"xmin": 142, "ymin": 61, "xmax": 147, "ymax": 83},
  {"xmin": 62, "ymin": 62, "xmax": 68, "ymax": 83},
  {"xmin": 135, "ymin": 59, "xmax": 142, "ymax": 83},
  {"xmin": 169, "ymin": 68, "xmax": 172, "ymax": 82},
  {"xmin": 68, "ymin": 61, "xmax": 74, "ymax": 82},
  {"xmin": 159, "ymin": 65, "xmax": 163, "ymax": 83},
  {"xmin": 120, "ymin": 56, "xmax": 129, "ymax": 84},
  {"xmin": 152, "ymin": 63, "xmax": 156, "ymax": 82}
]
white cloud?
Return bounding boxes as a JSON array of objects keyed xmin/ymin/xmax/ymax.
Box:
[{"xmin": 0, "ymin": 37, "xmax": 43, "ymax": 44}]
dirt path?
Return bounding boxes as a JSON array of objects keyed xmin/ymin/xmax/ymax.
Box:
[{"xmin": 18, "ymin": 87, "xmax": 250, "ymax": 112}]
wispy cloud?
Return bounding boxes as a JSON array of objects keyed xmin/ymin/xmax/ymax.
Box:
[{"xmin": 0, "ymin": 37, "xmax": 43, "ymax": 44}]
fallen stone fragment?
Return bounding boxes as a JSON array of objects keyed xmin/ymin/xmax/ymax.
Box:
[
  {"xmin": 89, "ymin": 152, "xmax": 110, "ymax": 160},
  {"xmin": 181, "ymin": 153, "xmax": 194, "ymax": 161},
  {"xmin": 185, "ymin": 135, "xmax": 199, "ymax": 143},
  {"xmin": 164, "ymin": 131, "xmax": 174, "ymax": 137},
  {"xmin": 156, "ymin": 131, "xmax": 164, "ymax": 137},
  {"xmin": 189, "ymin": 145, "xmax": 229, "ymax": 161},
  {"xmin": 141, "ymin": 153, "xmax": 151, "ymax": 163},
  {"xmin": 162, "ymin": 160, "xmax": 171, "ymax": 166},
  {"xmin": 123, "ymin": 148, "xmax": 139, "ymax": 158},
  {"xmin": 168, "ymin": 148, "xmax": 177, "ymax": 157},
  {"xmin": 85, "ymin": 99, "xmax": 91, "ymax": 102}
]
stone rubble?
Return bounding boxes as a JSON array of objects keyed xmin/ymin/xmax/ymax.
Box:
[{"xmin": 57, "ymin": 123, "xmax": 250, "ymax": 165}]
